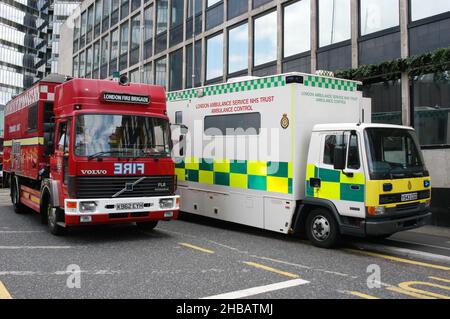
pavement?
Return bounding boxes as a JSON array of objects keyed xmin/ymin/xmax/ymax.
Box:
[{"xmin": 0, "ymin": 189, "xmax": 450, "ymax": 299}]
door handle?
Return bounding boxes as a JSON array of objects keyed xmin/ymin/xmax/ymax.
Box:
[{"xmin": 350, "ymin": 185, "xmax": 360, "ymax": 191}]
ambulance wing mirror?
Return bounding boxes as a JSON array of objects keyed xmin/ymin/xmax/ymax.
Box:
[{"xmin": 334, "ymin": 145, "xmax": 346, "ymax": 171}]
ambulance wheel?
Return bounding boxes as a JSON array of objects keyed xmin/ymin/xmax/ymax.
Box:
[
  {"xmin": 11, "ymin": 176, "xmax": 25, "ymax": 214},
  {"xmin": 136, "ymin": 221, "xmax": 159, "ymax": 231},
  {"xmin": 46, "ymin": 201, "xmax": 66, "ymax": 236},
  {"xmin": 306, "ymin": 209, "xmax": 340, "ymax": 249}
]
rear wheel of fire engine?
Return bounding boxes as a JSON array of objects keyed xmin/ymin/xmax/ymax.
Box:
[
  {"xmin": 306, "ymin": 209, "xmax": 340, "ymax": 249},
  {"xmin": 11, "ymin": 176, "xmax": 25, "ymax": 214},
  {"xmin": 46, "ymin": 201, "xmax": 66, "ymax": 236},
  {"xmin": 136, "ymin": 221, "xmax": 159, "ymax": 231}
]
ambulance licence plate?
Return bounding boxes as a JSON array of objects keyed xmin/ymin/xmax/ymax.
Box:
[
  {"xmin": 401, "ymin": 193, "xmax": 418, "ymax": 202},
  {"xmin": 116, "ymin": 203, "xmax": 145, "ymax": 210}
]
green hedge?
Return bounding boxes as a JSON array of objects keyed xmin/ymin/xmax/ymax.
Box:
[{"xmin": 335, "ymin": 46, "xmax": 450, "ymax": 84}]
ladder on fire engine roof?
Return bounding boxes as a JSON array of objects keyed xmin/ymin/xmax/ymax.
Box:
[{"xmin": 40, "ymin": 73, "xmax": 71, "ymax": 84}]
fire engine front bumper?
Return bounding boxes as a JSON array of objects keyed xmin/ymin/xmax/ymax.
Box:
[{"xmin": 63, "ymin": 195, "xmax": 180, "ymax": 226}]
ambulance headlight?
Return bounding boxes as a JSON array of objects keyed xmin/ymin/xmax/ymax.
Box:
[
  {"xmin": 159, "ymin": 199, "xmax": 174, "ymax": 209},
  {"xmin": 368, "ymin": 206, "xmax": 386, "ymax": 216},
  {"xmin": 80, "ymin": 201, "xmax": 97, "ymax": 213}
]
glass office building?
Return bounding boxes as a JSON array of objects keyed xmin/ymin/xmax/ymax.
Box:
[
  {"xmin": 60, "ymin": 0, "xmax": 450, "ymax": 225},
  {"xmin": 0, "ymin": 0, "xmax": 80, "ymax": 111}
]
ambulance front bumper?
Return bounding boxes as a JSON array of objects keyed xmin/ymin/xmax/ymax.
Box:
[
  {"xmin": 365, "ymin": 211, "xmax": 432, "ymax": 236},
  {"xmin": 64, "ymin": 195, "xmax": 180, "ymax": 216}
]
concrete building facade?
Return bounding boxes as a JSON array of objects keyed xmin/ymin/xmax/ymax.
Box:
[{"xmin": 59, "ymin": 0, "xmax": 450, "ymax": 225}]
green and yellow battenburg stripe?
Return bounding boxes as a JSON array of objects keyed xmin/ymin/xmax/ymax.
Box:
[
  {"xmin": 303, "ymin": 75, "xmax": 358, "ymax": 91},
  {"xmin": 305, "ymin": 164, "xmax": 365, "ymax": 202},
  {"xmin": 167, "ymin": 75, "xmax": 286, "ymax": 102},
  {"xmin": 176, "ymin": 157, "xmax": 293, "ymax": 194}
]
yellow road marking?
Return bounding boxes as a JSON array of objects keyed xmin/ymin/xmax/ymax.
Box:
[
  {"xmin": 0, "ymin": 281, "xmax": 12, "ymax": 299},
  {"xmin": 386, "ymin": 286, "xmax": 435, "ymax": 299},
  {"xmin": 345, "ymin": 249, "xmax": 450, "ymax": 271},
  {"xmin": 398, "ymin": 281, "xmax": 450, "ymax": 299},
  {"xmin": 348, "ymin": 291, "xmax": 379, "ymax": 299},
  {"xmin": 429, "ymin": 276, "xmax": 450, "ymax": 284},
  {"xmin": 179, "ymin": 243, "xmax": 215, "ymax": 254},
  {"xmin": 243, "ymin": 261, "xmax": 299, "ymax": 279}
]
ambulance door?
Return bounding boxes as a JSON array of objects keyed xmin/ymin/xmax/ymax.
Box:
[{"xmin": 316, "ymin": 131, "xmax": 365, "ymax": 219}]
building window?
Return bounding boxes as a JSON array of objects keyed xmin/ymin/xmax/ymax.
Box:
[
  {"xmin": 143, "ymin": 63, "xmax": 153, "ymax": 84},
  {"xmin": 228, "ymin": 0, "xmax": 248, "ymax": 20},
  {"xmin": 155, "ymin": 57, "xmax": 167, "ymax": 87},
  {"xmin": 284, "ymin": 0, "xmax": 310, "ymax": 58},
  {"xmin": 86, "ymin": 46, "xmax": 93, "ymax": 77},
  {"xmin": 100, "ymin": 36, "xmax": 109, "ymax": 78},
  {"xmin": 413, "ymin": 72, "xmax": 450, "ymax": 146},
  {"xmin": 120, "ymin": 0, "xmax": 129, "ymax": 20},
  {"xmin": 130, "ymin": 14, "xmax": 140, "ymax": 66},
  {"xmin": 228, "ymin": 23, "xmax": 248, "ymax": 74},
  {"xmin": 110, "ymin": 28, "xmax": 119, "ymax": 75},
  {"xmin": 131, "ymin": 0, "xmax": 140, "ymax": 12},
  {"xmin": 187, "ymin": 0, "xmax": 202, "ymax": 36},
  {"xmin": 206, "ymin": 0, "xmax": 223, "ymax": 30},
  {"xmin": 170, "ymin": 0, "xmax": 184, "ymax": 46},
  {"xmin": 254, "ymin": 11, "xmax": 277, "ymax": 66},
  {"xmin": 204, "ymin": 113, "xmax": 261, "ymax": 136},
  {"xmin": 79, "ymin": 50, "xmax": 86, "ymax": 77},
  {"xmin": 73, "ymin": 55, "xmax": 79, "ymax": 78},
  {"xmin": 318, "ymin": 0, "xmax": 351, "ymax": 47},
  {"xmin": 206, "ymin": 33, "xmax": 224, "ymax": 81},
  {"xmin": 363, "ymin": 80, "xmax": 402, "ymax": 125},
  {"xmin": 87, "ymin": 5, "xmax": 94, "ymax": 43},
  {"xmin": 360, "ymin": 0, "xmax": 399, "ymax": 36},
  {"xmin": 80, "ymin": 11, "xmax": 87, "ymax": 46},
  {"xmin": 120, "ymin": 21, "xmax": 129, "ymax": 71},
  {"xmin": 253, "ymin": 0, "xmax": 272, "ymax": 9},
  {"xmin": 93, "ymin": 41, "xmax": 100, "ymax": 78},
  {"xmin": 144, "ymin": 5, "xmax": 153, "ymax": 59},
  {"xmin": 157, "ymin": 0, "xmax": 168, "ymax": 34},
  {"xmin": 171, "ymin": 0, "xmax": 183, "ymax": 26},
  {"xmin": 169, "ymin": 49, "xmax": 183, "ymax": 91},
  {"xmin": 102, "ymin": 0, "xmax": 110, "ymax": 31},
  {"xmin": 410, "ymin": 0, "xmax": 450, "ymax": 22},
  {"xmin": 186, "ymin": 40, "xmax": 202, "ymax": 88},
  {"xmin": 129, "ymin": 68, "xmax": 140, "ymax": 82},
  {"xmin": 111, "ymin": 0, "xmax": 119, "ymax": 26},
  {"xmin": 95, "ymin": 0, "xmax": 102, "ymax": 37}
]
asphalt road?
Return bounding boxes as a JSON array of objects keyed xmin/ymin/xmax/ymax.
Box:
[{"xmin": 1, "ymin": 189, "xmax": 450, "ymax": 299}]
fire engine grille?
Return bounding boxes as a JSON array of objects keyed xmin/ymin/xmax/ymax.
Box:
[{"xmin": 76, "ymin": 176, "xmax": 175, "ymax": 199}]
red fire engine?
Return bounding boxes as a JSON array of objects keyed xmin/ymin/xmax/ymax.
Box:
[{"xmin": 3, "ymin": 74, "xmax": 179, "ymax": 235}]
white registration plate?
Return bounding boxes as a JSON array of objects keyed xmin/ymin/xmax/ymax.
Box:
[
  {"xmin": 401, "ymin": 193, "xmax": 418, "ymax": 202},
  {"xmin": 116, "ymin": 203, "xmax": 145, "ymax": 210}
]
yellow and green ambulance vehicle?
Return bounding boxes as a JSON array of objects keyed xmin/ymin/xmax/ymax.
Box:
[{"xmin": 166, "ymin": 72, "xmax": 432, "ymax": 248}]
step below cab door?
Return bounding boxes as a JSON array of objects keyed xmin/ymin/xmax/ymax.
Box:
[{"xmin": 311, "ymin": 130, "xmax": 366, "ymax": 219}]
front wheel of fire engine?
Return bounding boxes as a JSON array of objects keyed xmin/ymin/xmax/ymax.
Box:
[
  {"xmin": 46, "ymin": 201, "xmax": 66, "ymax": 236},
  {"xmin": 306, "ymin": 209, "xmax": 340, "ymax": 249},
  {"xmin": 11, "ymin": 176, "xmax": 25, "ymax": 214},
  {"xmin": 136, "ymin": 221, "xmax": 159, "ymax": 231}
]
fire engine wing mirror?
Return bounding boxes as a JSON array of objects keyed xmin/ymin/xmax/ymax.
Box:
[
  {"xmin": 334, "ymin": 146, "xmax": 346, "ymax": 171},
  {"xmin": 170, "ymin": 124, "xmax": 189, "ymax": 135}
]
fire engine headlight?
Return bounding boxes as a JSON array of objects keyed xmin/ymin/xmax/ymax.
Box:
[
  {"xmin": 80, "ymin": 201, "xmax": 97, "ymax": 213},
  {"xmin": 368, "ymin": 206, "xmax": 386, "ymax": 216},
  {"xmin": 159, "ymin": 199, "xmax": 174, "ymax": 209}
]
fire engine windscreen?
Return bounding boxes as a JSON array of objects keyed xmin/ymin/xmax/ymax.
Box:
[
  {"xmin": 365, "ymin": 128, "xmax": 426, "ymax": 180},
  {"xmin": 74, "ymin": 115, "xmax": 171, "ymax": 158}
]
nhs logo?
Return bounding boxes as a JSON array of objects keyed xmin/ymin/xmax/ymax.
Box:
[{"xmin": 114, "ymin": 163, "xmax": 145, "ymax": 175}]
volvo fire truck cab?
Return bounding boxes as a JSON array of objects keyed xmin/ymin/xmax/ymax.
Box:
[
  {"xmin": 166, "ymin": 72, "xmax": 432, "ymax": 248},
  {"xmin": 3, "ymin": 74, "xmax": 179, "ymax": 235}
]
